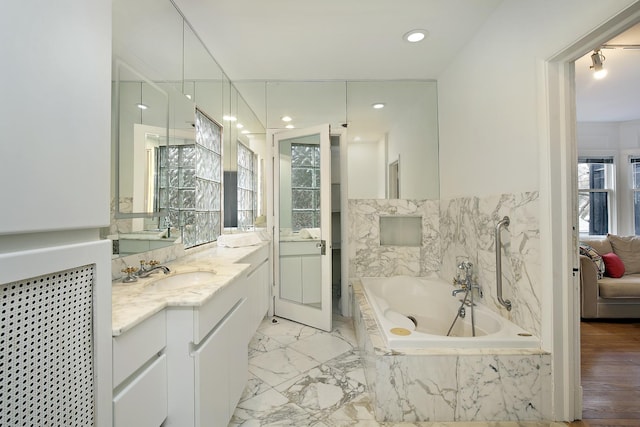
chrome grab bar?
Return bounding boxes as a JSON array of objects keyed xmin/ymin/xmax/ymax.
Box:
[{"xmin": 495, "ymin": 216, "xmax": 512, "ymax": 311}]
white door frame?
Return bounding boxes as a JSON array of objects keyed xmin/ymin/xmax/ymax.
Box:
[
  {"xmin": 269, "ymin": 124, "xmax": 333, "ymax": 331},
  {"xmin": 545, "ymin": 2, "xmax": 640, "ymax": 420}
]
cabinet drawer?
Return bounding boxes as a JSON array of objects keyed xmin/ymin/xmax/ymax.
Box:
[
  {"xmin": 113, "ymin": 354, "xmax": 167, "ymax": 427},
  {"xmin": 238, "ymin": 244, "xmax": 269, "ymax": 272},
  {"xmin": 194, "ymin": 277, "xmax": 247, "ymax": 344},
  {"xmin": 113, "ymin": 310, "xmax": 166, "ymax": 387}
]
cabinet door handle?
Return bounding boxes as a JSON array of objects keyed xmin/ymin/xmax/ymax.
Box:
[{"xmin": 316, "ymin": 240, "xmax": 326, "ymax": 255}]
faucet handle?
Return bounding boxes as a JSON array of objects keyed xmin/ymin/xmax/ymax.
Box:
[
  {"xmin": 148, "ymin": 260, "xmax": 159, "ymax": 267},
  {"xmin": 121, "ymin": 266, "xmax": 139, "ymax": 283}
]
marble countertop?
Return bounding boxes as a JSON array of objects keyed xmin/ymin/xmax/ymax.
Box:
[{"xmin": 112, "ymin": 242, "xmax": 268, "ymax": 337}]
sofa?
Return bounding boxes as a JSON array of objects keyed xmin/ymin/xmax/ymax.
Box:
[{"xmin": 580, "ymin": 234, "xmax": 640, "ymax": 319}]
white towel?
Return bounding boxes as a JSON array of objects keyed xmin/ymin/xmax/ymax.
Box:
[
  {"xmin": 300, "ymin": 228, "xmax": 321, "ymax": 239},
  {"xmin": 217, "ymin": 233, "xmax": 263, "ymax": 248}
]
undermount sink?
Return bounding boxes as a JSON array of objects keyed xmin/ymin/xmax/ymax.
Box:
[{"xmin": 145, "ymin": 271, "xmax": 217, "ymax": 291}]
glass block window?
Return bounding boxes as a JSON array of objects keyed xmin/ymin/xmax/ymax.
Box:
[
  {"xmin": 237, "ymin": 142, "xmax": 257, "ymax": 229},
  {"xmin": 194, "ymin": 109, "xmax": 222, "ymax": 246},
  {"xmin": 157, "ymin": 108, "xmax": 222, "ymax": 248},
  {"xmin": 291, "ymin": 143, "xmax": 320, "ymax": 230},
  {"xmin": 578, "ymin": 156, "xmax": 614, "ymax": 235},
  {"xmin": 157, "ymin": 143, "xmax": 197, "ymax": 244}
]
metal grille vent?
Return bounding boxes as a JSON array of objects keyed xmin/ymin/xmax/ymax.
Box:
[{"xmin": 1, "ymin": 264, "xmax": 95, "ymax": 427}]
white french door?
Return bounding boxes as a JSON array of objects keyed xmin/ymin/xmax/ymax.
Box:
[{"xmin": 273, "ymin": 124, "xmax": 332, "ymax": 332}]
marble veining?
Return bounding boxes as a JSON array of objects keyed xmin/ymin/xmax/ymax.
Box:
[
  {"xmin": 351, "ymin": 280, "xmax": 552, "ymax": 422},
  {"xmin": 111, "ymin": 242, "xmax": 268, "ymax": 335},
  {"xmin": 440, "ymin": 192, "xmax": 541, "ymax": 338},
  {"xmin": 233, "ymin": 312, "xmax": 560, "ymax": 426},
  {"xmin": 348, "ymin": 199, "xmax": 440, "ymax": 278},
  {"xmin": 348, "ymin": 191, "xmax": 541, "ymax": 341}
]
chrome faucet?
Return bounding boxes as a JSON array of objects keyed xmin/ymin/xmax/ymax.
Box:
[
  {"xmin": 448, "ymin": 259, "xmax": 482, "ymax": 337},
  {"xmin": 452, "ymin": 288, "xmax": 468, "ymax": 296},
  {"xmin": 137, "ymin": 264, "xmax": 171, "ymax": 278}
]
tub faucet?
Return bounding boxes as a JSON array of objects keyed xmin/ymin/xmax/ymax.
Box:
[
  {"xmin": 137, "ymin": 264, "xmax": 171, "ymax": 278},
  {"xmin": 452, "ymin": 288, "xmax": 467, "ymax": 296},
  {"xmin": 452, "ymin": 261, "xmax": 483, "ymax": 298}
]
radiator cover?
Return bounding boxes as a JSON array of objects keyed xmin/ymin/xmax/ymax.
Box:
[{"xmin": 1, "ymin": 264, "xmax": 95, "ymax": 426}]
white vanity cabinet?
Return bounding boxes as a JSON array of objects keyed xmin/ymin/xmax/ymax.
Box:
[
  {"xmin": 112, "ymin": 311, "xmax": 167, "ymax": 427},
  {"xmin": 164, "ymin": 276, "xmax": 249, "ymax": 427},
  {"xmin": 239, "ymin": 244, "xmax": 271, "ymax": 341}
]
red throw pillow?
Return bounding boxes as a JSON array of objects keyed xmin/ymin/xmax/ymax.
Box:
[{"xmin": 602, "ymin": 252, "xmax": 625, "ymax": 278}]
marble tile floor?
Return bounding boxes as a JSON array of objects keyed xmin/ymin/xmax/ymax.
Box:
[{"xmin": 229, "ymin": 313, "xmax": 568, "ymax": 427}]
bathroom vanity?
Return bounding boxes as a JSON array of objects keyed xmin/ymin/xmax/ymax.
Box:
[{"xmin": 111, "ymin": 242, "xmax": 270, "ymax": 427}]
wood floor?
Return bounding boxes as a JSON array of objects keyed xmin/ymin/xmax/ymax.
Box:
[{"xmin": 568, "ymin": 320, "xmax": 640, "ymax": 427}]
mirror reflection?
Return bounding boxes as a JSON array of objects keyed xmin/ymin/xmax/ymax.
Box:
[
  {"xmin": 110, "ymin": 0, "xmax": 267, "ymax": 256},
  {"xmin": 234, "ymin": 80, "xmax": 439, "ymax": 200},
  {"xmin": 279, "ymin": 133, "xmax": 323, "ymax": 307},
  {"xmin": 110, "ymin": 0, "xmax": 439, "ymax": 258}
]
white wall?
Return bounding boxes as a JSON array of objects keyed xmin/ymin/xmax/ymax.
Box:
[
  {"xmin": 438, "ymin": 0, "xmax": 638, "ymax": 199},
  {"xmin": 0, "ymin": 2, "xmax": 113, "ymax": 425},
  {"xmin": 347, "ymin": 139, "xmax": 386, "ymax": 198},
  {"xmin": 1, "ymin": 1, "xmax": 112, "ymax": 234}
]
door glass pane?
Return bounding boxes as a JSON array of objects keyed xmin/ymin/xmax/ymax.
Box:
[{"xmin": 279, "ymin": 133, "xmax": 322, "ymax": 308}]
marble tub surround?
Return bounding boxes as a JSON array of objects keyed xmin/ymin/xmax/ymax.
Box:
[
  {"xmin": 352, "ymin": 280, "xmax": 552, "ymax": 423},
  {"xmin": 233, "ymin": 313, "xmax": 561, "ymax": 427},
  {"xmin": 111, "ymin": 242, "xmax": 268, "ymax": 335},
  {"xmin": 440, "ymin": 192, "xmax": 541, "ymax": 338},
  {"xmin": 348, "ymin": 199, "xmax": 440, "ymax": 277}
]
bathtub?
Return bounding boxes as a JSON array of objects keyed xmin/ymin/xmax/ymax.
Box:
[{"xmin": 360, "ymin": 275, "xmax": 539, "ymax": 349}]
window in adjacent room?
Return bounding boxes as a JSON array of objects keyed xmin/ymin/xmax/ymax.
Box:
[
  {"xmin": 578, "ymin": 156, "xmax": 614, "ymax": 235},
  {"xmin": 630, "ymin": 156, "xmax": 640, "ymax": 235}
]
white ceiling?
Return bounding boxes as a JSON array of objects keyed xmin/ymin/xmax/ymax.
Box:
[
  {"xmin": 172, "ymin": 0, "xmax": 503, "ymax": 81},
  {"xmin": 573, "ymin": 23, "xmax": 640, "ymax": 122},
  {"xmin": 171, "ymin": 1, "xmax": 640, "ymax": 123}
]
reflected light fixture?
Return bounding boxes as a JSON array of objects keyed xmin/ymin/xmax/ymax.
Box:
[
  {"xmin": 285, "ymin": 124, "xmax": 294, "ymax": 129},
  {"xmin": 281, "ymin": 116, "xmax": 292, "ymax": 122},
  {"xmin": 403, "ymin": 29, "xmax": 428, "ymax": 43},
  {"xmin": 590, "ymin": 49, "xmax": 607, "ymax": 79},
  {"xmin": 241, "ymin": 129, "xmax": 250, "ymax": 134},
  {"xmin": 236, "ymin": 123, "xmax": 244, "ymax": 129},
  {"xmin": 223, "ymin": 115, "xmax": 237, "ymax": 121},
  {"xmin": 136, "ymin": 103, "xmax": 148, "ymax": 110},
  {"xmin": 372, "ymin": 103, "xmax": 385, "ymax": 109}
]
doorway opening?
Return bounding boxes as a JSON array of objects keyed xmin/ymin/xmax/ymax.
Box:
[{"xmin": 547, "ymin": 2, "xmax": 640, "ymax": 421}]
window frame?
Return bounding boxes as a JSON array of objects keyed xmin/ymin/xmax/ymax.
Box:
[{"xmin": 577, "ymin": 155, "xmax": 615, "ymax": 236}]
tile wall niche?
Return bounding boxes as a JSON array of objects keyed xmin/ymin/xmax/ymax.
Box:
[{"xmin": 347, "ymin": 199, "xmax": 440, "ymax": 278}]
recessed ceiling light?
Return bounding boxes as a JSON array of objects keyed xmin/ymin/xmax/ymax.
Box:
[
  {"xmin": 372, "ymin": 103, "xmax": 385, "ymax": 109},
  {"xmin": 403, "ymin": 29, "xmax": 428, "ymax": 43},
  {"xmin": 223, "ymin": 115, "xmax": 237, "ymax": 122},
  {"xmin": 281, "ymin": 116, "xmax": 292, "ymax": 122},
  {"xmin": 285, "ymin": 124, "xmax": 294, "ymax": 129},
  {"xmin": 136, "ymin": 103, "xmax": 148, "ymax": 110}
]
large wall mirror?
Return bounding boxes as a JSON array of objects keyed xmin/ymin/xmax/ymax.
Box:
[
  {"xmin": 110, "ymin": 0, "xmax": 437, "ymax": 257},
  {"xmin": 110, "ymin": 0, "xmax": 266, "ymax": 256},
  {"xmin": 234, "ymin": 80, "xmax": 439, "ymax": 200}
]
